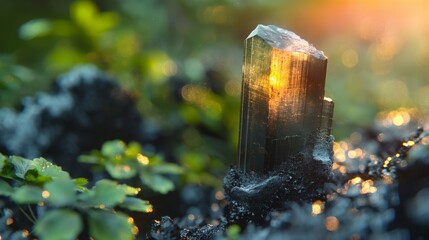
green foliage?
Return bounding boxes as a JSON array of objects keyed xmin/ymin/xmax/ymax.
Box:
[
  {"xmin": 2, "ymin": 0, "xmax": 238, "ymax": 190},
  {"xmin": 1, "ymin": 0, "xmax": 428, "ymax": 238},
  {"xmin": 0, "ymin": 155, "xmax": 71, "ymax": 185},
  {"xmin": 226, "ymin": 224, "xmax": 241, "ymax": 240},
  {"xmin": 44, "ymin": 179, "xmax": 76, "ymax": 207},
  {"xmin": 16, "ymin": 0, "xmax": 119, "ymax": 74},
  {"xmin": 2, "ymin": 0, "xmax": 428, "ymax": 140},
  {"xmin": 88, "ymin": 210, "xmax": 135, "ymax": 240},
  {"xmin": 19, "ymin": 19, "xmax": 54, "ymax": 40},
  {"xmin": 0, "ymin": 56, "xmax": 36, "ymax": 107},
  {"xmin": 11, "ymin": 185, "xmax": 44, "ymax": 204},
  {"xmin": 79, "ymin": 180, "xmax": 128, "ymax": 208},
  {"xmin": 0, "ymin": 153, "xmax": 152, "ymax": 240},
  {"xmin": 79, "ymin": 140, "xmax": 183, "ymax": 194},
  {"xmin": 140, "ymin": 174, "xmax": 175, "ymax": 194},
  {"xmin": 0, "ymin": 179, "xmax": 14, "ymax": 196},
  {"xmin": 33, "ymin": 209, "xmax": 82, "ymax": 240},
  {"xmin": 119, "ymin": 197, "xmax": 153, "ymax": 212}
]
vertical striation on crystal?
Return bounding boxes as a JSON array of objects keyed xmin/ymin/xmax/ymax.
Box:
[{"xmin": 238, "ymin": 24, "xmax": 334, "ymax": 173}]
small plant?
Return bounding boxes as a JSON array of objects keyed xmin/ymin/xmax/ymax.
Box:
[
  {"xmin": 79, "ymin": 140, "xmax": 183, "ymax": 194},
  {"xmin": 0, "ymin": 153, "xmax": 152, "ymax": 240}
]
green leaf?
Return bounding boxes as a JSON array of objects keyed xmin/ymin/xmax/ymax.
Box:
[
  {"xmin": 78, "ymin": 154, "xmax": 102, "ymax": 164},
  {"xmin": 105, "ymin": 163, "xmax": 137, "ymax": 179},
  {"xmin": 123, "ymin": 185, "xmax": 141, "ymax": 196},
  {"xmin": 0, "ymin": 160, "xmax": 14, "ymax": 179},
  {"xmin": 101, "ymin": 140, "xmax": 126, "ymax": 159},
  {"xmin": 10, "ymin": 156, "xmax": 35, "ymax": 179},
  {"xmin": 74, "ymin": 177, "xmax": 88, "ymax": 186},
  {"xmin": 119, "ymin": 197, "xmax": 153, "ymax": 212},
  {"xmin": 74, "ymin": 177, "xmax": 88, "ymax": 188},
  {"xmin": 151, "ymin": 163, "xmax": 184, "ymax": 175},
  {"xmin": 33, "ymin": 158, "xmax": 69, "ymax": 179},
  {"xmin": 94, "ymin": 12, "xmax": 118, "ymax": 32},
  {"xmin": 74, "ymin": 177, "xmax": 89, "ymax": 191},
  {"xmin": 88, "ymin": 210, "xmax": 134, "ymax": 240},
  {"xmin": 71, "ymin": 0, "xmax": 98, "ymax": 27},
  {"xmin": 34, "ymin": 209, "xmax": 82, "ymax": 240},
  {"xmin": 124, "ymin": 142, "xmax": 142, "ymax": 158},
  {"xmin": 23, "ymin": 158, "xmax": 69, "ymax": 184},
  {"xmin": 148, "ymin": 154, "xmax": 164, "ymax": 165},
  {"xmin": 46, "ymin": 45, "xmax": 85, "ymax": 73},
  {"xmin": 141, "ymin": 174, "xmax": 174, "ymax": 194},
  {"xmin": 25, "ymin": 170, "xmax": 52, "ymax": 184},
  {"xmin": 48, "ymin": 20, "xmax": 75, "ymax": 37},
  {"xmin": 226, "ymin": 224, "xmax": 241, "ymax": 240},
  {"xmin": 0, "ymin": 153, "xmax": 6, "ymax": 172},
  {"xmin": 44, "ymin": 179, "xmax": 76, "ymax": 207},
  {"xmin": 12, "ymin": 185, "xmax": 43, "ymax": 204},
  {"xmin": 0, "ymin": 179, "xmax": 14, "ymax": 196},
  {"xmin": 19, "ymin": 19, "xmax": 52, "ymax": 40},
  {"xmin": 79, "ymin": 180, "xmax": 126, "ymax": 208},
  {"xmin": 181, "ymin": 151, "xmax": 208, "ymax": 172}
]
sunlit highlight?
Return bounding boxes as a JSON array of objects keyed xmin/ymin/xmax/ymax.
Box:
[
  {"xmin": 21, "ymin": 230, "xmax": 29, "ymax": 238},
  {"xmin": 187, "ymin": 214, "xmax": 195, "ymax": 221},
  {"xmin": 349, "ymin": 177, "xmax": 362, "ymax": 185},
  {"xmin": 211, "ymin": 203, "xmax": 220, "ymax": 212},
  {"xmin": 325, "ymin": 216, "xmax": 339, "ymax": 231},
  {"xmin": 137, "ymin": 153, "xmax": 149, "ymax": 165},
  {"xmin": 360, "ymin": 180, "xmax": 377, "ymax": 194},
  {"xmin": 215, "ymin": 191, "xmax": 224, "ymax": 200},
  {"xmin": 146, "ymin": 207, "xmax": 154, "ymax": 213},
  {"xmin": 42, "ymin": 190, "xmax": 50, "ymax": 199},
  {"xmin": 403, "ymin": 140, "xmax": 415, "ymax": 147},
  {"xmin": 312, "ymin": 200, "xmax": 324, "ymax": 215}
]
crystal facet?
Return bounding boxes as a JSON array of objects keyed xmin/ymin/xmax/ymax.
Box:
[{"xmin": 238, "ymin": 24, "xmax": 334, "ymax": 172}]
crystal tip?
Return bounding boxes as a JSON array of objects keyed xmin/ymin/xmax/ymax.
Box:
[{"xmin": 248, "ymin": 24, "xmax": 326, "ymax": 60}]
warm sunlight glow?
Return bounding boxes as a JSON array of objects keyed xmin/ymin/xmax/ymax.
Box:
[
  {"xmin": 146, "ymin": 207, "xmax": 154, "ymax": 213},
  {"xmin": 403, "ymin": 141, "xmax": 415, "ymax": 147},
  {"xmin": 312, "ymin": 200, "xmax": 324, "ymax": 215},
  {"xmin": 21, "ymin": 230, "xmax": 29, "ymax": 238},
  {"xmin": 341, "ymin": 49, "xmax": 359, "ymax": 68},
  {"xmin": 42, "ymin": 190, "xmax": 50, "ymax": 199},
  {"xmin": 215, "ymin": 191, "xmax": 224, "ymax": 200},
  {"xmin": 360, "ymin": 180, "xmax": 377, "ymax": 194},
  {"xmin": 137, "ymin": 154, "xmax": 149, "ymax": 165},
  {"xmin": 325, "ymin": 216, "xmax": 339, "ymax": 231},
  {"xmin": 350, "ymin": 177, "xmax": 362, "ymax": 185}
]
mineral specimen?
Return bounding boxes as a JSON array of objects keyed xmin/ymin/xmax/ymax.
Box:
[{"xmin": 238, "ymin": 24, "xmax": 334, "ymax": 172}]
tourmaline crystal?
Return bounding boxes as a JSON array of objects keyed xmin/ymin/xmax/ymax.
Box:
[{"xmin": 238, "ymin": 25, "xmax": 334, "ymax": 172}]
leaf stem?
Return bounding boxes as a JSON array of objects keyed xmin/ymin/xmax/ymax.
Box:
[
  {"xmin": 17, "ymin": 205, "xmax": 36, "ymax": 223},
  {"xmin": 27, "ymin": 204, "xmax": 37, "ymax": 221}
]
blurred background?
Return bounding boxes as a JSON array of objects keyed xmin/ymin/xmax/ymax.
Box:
[{"xmin": 1, "ymin": 0, "xmax": 429, "ymax": 185}]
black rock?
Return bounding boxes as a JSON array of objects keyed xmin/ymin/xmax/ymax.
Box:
[
  {"xmin": 234, "ymin": 127, "xmax": 429, "ymax": 240},
  {"xmin": 0, "ymin": 65, "xmax": 147, "ymax": 177},
  {"xmin": 147, "ymin": 216, "xmax": 224, "ymax": 240},
  {"xmin": 223, "ymin": 154, "xmax": 331, "ymax": 228},
  {"xmin": 147, "ymin": 216, "xmax": 181, "ymax": 240}
]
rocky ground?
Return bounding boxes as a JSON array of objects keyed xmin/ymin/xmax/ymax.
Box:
[{"xmin": 1, "ymin": 66, "xmax": 428, "ymax": 239}]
